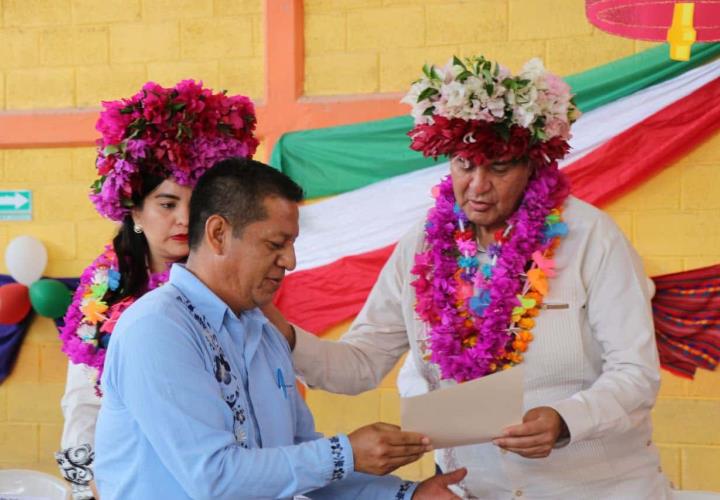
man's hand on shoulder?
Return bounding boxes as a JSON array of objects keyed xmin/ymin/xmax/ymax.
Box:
[{"xmin": 260, "ymin": 303, "xmax": 296, "ymax": 349}]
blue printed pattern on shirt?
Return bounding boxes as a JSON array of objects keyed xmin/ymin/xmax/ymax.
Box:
[
  {"xmin": 395, "ymin": 481, "xmax": 413, "ymax": 499},
  {"xmin": 175, "ymin": 294, "xmax": 249, "ymax": 448},
  {"xmin": 328, "ymin": 436, "xmax": 347, "ymax": 481}
]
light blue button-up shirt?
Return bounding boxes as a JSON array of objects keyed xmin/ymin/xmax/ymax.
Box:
[{"xmin": 95, "ymin": 264, "xmax": 416, "ymax": 499}]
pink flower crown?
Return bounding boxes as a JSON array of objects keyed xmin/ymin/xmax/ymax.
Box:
[
  {"xmin": 402, "ymin": 56, "xmax": 580, "ymax": 167},
  {"xmin": 90, "ymin": 80, "xmax": 259, "ymax": 221}
]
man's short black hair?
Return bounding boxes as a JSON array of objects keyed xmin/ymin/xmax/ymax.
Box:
[{"xmin": 188, "ymin": 157, "xmax": 304, "ymax": 250}]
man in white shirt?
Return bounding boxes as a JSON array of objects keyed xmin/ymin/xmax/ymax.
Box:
[{"xmin": 273, "ymin": 56, "xmax": 672, "ymax": 499}]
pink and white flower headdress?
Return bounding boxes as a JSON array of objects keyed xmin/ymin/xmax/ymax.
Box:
[{"xmin": 402, "ymin": 55, "xmax": 580, "ymax": 167}]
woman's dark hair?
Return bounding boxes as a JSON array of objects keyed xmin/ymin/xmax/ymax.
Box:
[{"xmin": 106, "ymin": 171, "xmax": 165, "ymax": 304}]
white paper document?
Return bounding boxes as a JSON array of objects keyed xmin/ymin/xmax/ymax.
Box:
[{"xmin": 400, "ymin": 366, "xmax": 524, "ymax": 449}]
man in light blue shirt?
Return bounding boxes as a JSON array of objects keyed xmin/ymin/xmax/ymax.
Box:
[{"xmin": 95, "ymin": 158, "xmax": 465, "ymax": 499}]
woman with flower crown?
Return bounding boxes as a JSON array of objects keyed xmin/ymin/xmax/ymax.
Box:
[
  {"xmin": 278, "ymin": 56, "xmax": 672, "ymax": 498},
  {"xmin": 54, "ymin": 80, "xmax": 259, "ymax": 500}
]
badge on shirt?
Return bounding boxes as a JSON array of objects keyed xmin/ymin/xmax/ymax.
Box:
[{"xmin": 276, "ymin": 368, "xmax": 294, "ymax": 399}]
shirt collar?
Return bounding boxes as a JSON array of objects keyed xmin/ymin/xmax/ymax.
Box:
[
  {"xmin": 169, "ymin": 264, "xmax": 227, "ymax": 332},
  {"xmin": 169, "ymin": 264, "xmax": 269, "ymax": 334}
]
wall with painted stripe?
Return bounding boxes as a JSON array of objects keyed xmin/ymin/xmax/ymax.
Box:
[{"xmin": 0, "ymin": 0, "xmax": 718, "ymax": 491}]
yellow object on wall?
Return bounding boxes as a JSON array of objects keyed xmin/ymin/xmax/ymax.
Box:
[{"xmin": 667, "ymin": 2, "xmax": 697, "ymax": 61}]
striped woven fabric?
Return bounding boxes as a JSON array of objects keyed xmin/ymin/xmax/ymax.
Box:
[{"xmin": 653, "ymin": 264, "xmax": 720, "ymax": 378}]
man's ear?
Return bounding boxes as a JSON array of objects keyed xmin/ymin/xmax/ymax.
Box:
[{"xmin": 205, "ymin": 215, "xmax": 231, "ymax": 255}]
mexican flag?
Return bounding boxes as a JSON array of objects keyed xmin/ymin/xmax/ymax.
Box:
[{"xmin": 271, "ymin": 44, "xmax": 720, "ymax": 335}]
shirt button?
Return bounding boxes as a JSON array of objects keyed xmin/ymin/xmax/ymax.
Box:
[
  {"xmin": 646, "ymin": 440, "xmax": 652, "ymax": 446},
  {"xmin": 515, "ymin": 490, "xmax": 523, "ymax": 497},
  {"xmin": 658, "ymin": 466, "xmax": 663, "ymax": 473}
]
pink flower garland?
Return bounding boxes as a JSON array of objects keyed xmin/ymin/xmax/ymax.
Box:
[
  {"xmin": 92, "ymin": 80, "xmax": 259, "ymax": 221},
  {"xmin": 411, "ymin": 166, "xmax": 570, "ymax": 382},
  {"xmin": 58, "ymin": 246, "xmax": 169, "ymax": 393}
]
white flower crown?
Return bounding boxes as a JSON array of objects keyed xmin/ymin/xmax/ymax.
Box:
[{"xmin": 402, "ymin": 56, "xmax": 580, "ymax": 142}]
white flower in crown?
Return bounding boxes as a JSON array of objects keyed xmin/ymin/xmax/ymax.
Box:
[
  {"xmin": 403, "ymin": 55, "xmax": 580, "ymax": 143},
  {"xmin": 401, "ymin": 80, "xmax": 438, "ymax": 125},
  {"xmin": 487, "ymin": 96, "xmax": 506, "ymax": 118},
  {"xmin": 520, "ymin": 57, "xmax": 547, "ymax": 83},
  {"xmin": 437, "ymin": 80, "xmax": 468, "ymax": 118},
  {"xmin": 463, "ymin": 75, "xmax": 486, "ymax": 102},
  {"xmin": 513, "ymin": 105, "xmax": 537, "ymax": 128}
]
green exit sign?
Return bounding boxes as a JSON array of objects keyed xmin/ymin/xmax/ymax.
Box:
[{"xmin": 0, "ymin": 190, "xmax": 32, "ymax": 221}]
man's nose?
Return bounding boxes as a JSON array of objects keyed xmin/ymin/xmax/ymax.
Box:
[
  {"xmin": 278, "ymin": 244, "xmax": 296, "ymax": 271},
  {"xmin": 468, "ymin": 167, "xmax": 492, "ymax": 194}
]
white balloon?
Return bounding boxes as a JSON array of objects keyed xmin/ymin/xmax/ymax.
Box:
[{"xmin": 5, "ymin": 235, "xmax": 48, "ymax": 285}]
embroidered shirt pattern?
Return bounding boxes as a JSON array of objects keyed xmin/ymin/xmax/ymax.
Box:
[
  {"xmin": 395, "ymin": 481, "xmax": 414, "ymax": 499},
  {"xmin": 175, "ymin": 294, "xmax": 249, "ymax": 448},
  {"xmin": 328, "ymin": 435, "xmax": 347, "ymax": 481}
]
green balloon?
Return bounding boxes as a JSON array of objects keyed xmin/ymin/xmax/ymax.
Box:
[{"xmin": 29, "ymin": 279, "xmax": 72, "ymax": 318}]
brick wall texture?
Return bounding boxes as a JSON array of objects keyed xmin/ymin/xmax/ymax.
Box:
[{"xmin": 0, "ymin": 0, "xmax": 264, "ymax": 110}]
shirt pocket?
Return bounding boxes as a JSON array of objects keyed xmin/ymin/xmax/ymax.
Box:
[{"xmin": 523, "ymin": 280, "xmax": 587, "ymax": 404}]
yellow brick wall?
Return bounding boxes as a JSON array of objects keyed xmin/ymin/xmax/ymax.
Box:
[
  {"xmin": 605, "ymin": 137, "xmax": 720, "ymax": 490},
  {"xmin": 0, "ymin": 0, "xmax": 265, "ymax": 110},
  {"xmin": 0, "ymin": 146, "xmax": 113, "ymax": 475},
  {"xmin": 304, "ymin": 0, "xmax": 651, "ymax": 96}
]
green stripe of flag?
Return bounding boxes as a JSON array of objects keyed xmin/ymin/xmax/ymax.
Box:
[
  {"xmin": 567, "ymin": 43, "xmax": 720, "ymax": 112},
  {"xmin": 271, "ymin": 43, "xmax": 720, "ymax": 199}
]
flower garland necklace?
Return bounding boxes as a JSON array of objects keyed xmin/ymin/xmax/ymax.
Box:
[
  {"xmin": 59, "ymin": 245, "xmax": 169, "ymax": 394},
  {"xmin": 411, "ymin": 169, "xmax": 569, "ymax": 382}
]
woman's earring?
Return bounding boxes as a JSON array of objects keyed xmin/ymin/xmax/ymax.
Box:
[{"xmin": 133, "ymin": 224, "xmax": 143, "ymax": 234}]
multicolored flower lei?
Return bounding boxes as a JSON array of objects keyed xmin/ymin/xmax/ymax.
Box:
[
  {"xmin": 58, "ymin": 246, "xmax": 169, "ymax": 393},
  {"xmin": 411, "ymin": 168, "xmax": 570, "ymax": 383}
]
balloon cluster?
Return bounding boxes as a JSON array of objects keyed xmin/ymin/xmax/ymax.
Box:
[{"xmin": 0, "ymin": 236, "xmax": 72, "ymax": 324}]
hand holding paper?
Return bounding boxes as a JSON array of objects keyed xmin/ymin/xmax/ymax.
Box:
[
  {"xmin": 400, "ymin": 366, "xmax": 524, "ymax": 449},
  {"xmin": 348, "ymin": 422, "xmax": 432, "ymax": 475},
  {"xmin": 493, "ymin": 406, "xmax": 567, "ymax": 458}
]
